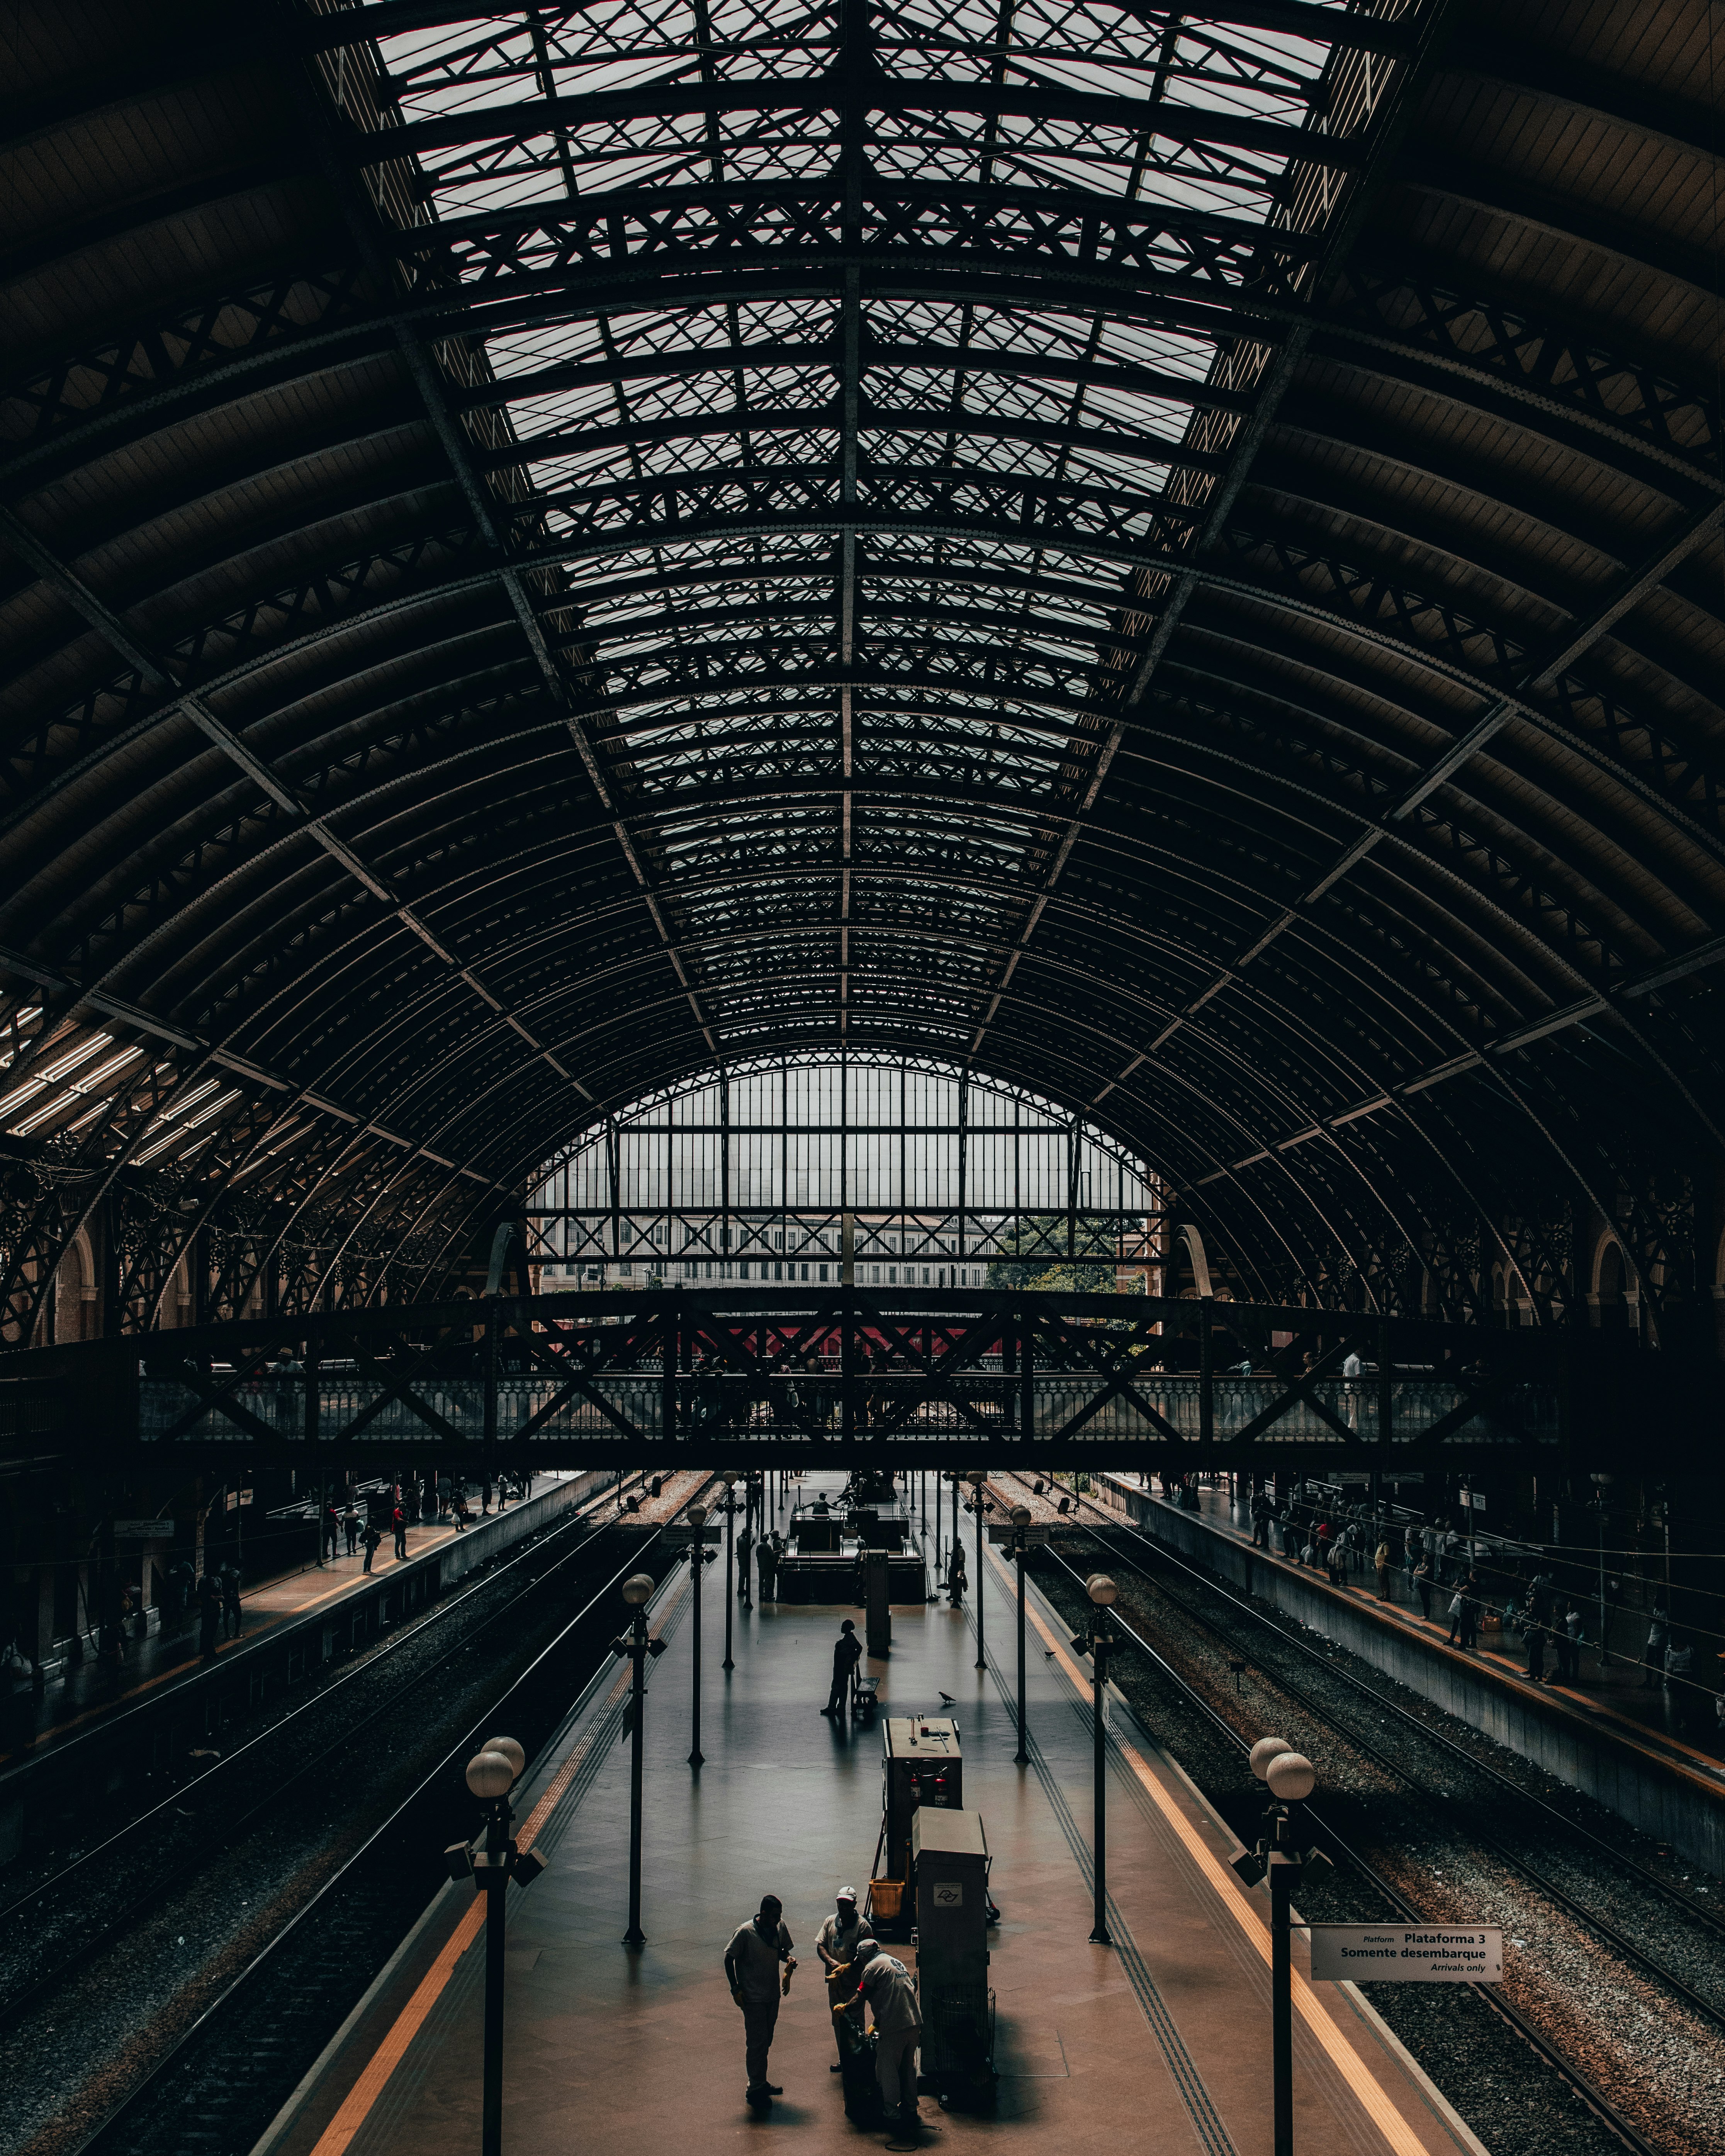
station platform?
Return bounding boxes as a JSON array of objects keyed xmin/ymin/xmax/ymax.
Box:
[
  {"xmin": 1104, "ymin": 1478, "xmax": 1725, "ymax": 1781},
  {"xmin": 0, "ymin": 1472, "xmax": 605, "ymax": 1776},
  {"xmin": 258, "ymin": 1472, "xmax": 1481, "ymax": 2156}
]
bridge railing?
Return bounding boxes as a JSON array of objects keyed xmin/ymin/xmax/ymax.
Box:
[{"xmin": 131, "ymin": 1368, "xmax": 1556, "ymax": 1453}]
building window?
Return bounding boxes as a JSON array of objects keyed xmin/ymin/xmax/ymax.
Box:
[
  {"xmin": 871, "ymin": 1265, "xmax": 881, "ymax": 1284},
  {"xmin": 819, "ymin": 1263, "xmax": 829, "ymax": 1282},
  {"xmin": 888, "ymin": 1265, "xmax": 897, "ymax": 1285}
]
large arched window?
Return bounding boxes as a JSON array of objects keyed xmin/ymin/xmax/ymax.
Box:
[{"xmin": 528, "ymin": 1053, "xmax": 1162, "ymax": 1289}]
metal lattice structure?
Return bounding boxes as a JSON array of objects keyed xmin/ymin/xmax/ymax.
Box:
[
  {"xmin": 32, "ymin": 1285, "xmax": 1585, "ymax": 1473},
  {"xmin": 527, "ymin": 1050, "xmax": 1165, "ymax": 1280},
  {"xmin": 2, "ymin": 0, "xmax": 1723, "ymax": 1351}
]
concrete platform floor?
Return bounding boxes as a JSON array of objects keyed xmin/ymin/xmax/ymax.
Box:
[{"xmin": 261, "ymin": 1474, "xmax": 1482, "ymax": 2156}]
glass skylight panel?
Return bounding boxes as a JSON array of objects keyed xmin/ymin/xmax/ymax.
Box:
[{"xmin": 347, "ymin": 0, "xmax": 1359, "ymax": 1067}]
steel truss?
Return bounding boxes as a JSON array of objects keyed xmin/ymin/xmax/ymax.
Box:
[
  {"xmin": 13, "ymin": 1285, "xmax": 1640, "ymax": 1475},
  {"xmin": 1, "ymin": 0, "xmax": 1722, "ymax": 1365}
]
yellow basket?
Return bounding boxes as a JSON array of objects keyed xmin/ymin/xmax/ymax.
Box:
[{"xmin": 867, "ymin": 1878, "xmax": 905, "ymax": 1923}]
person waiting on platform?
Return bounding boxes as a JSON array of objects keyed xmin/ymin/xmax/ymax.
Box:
[
  {"xmin": 847, "ymin": 1937, "xmax": 924, "ymax": 2132},
  {"xmin": 1558, "ymin": 1604, "xmax": 1583, "ymax": 1682},
  {"xmin": 196, "ymin": 1564, "xmax": 222, "ymax": 1658},
  {"xmin": 1664, "ymin": 1634, "xmax": 1695, "ymax": 1732},
  {"xmin": 947, "ymin": 1540, "xmax": 966, "ymax": 1607},
  {"xmin": 823, "ymin": 1618, "xmax": 862, "ymax": 1716},
  {"xmin": 1643, "ymin": 1602, "xmax": 1671, "ymax": 1689},
  {"xmin": 724, "ymin": 1893, "xmax": 796, "ymax": 2109},
  {"xmin": 816, "ymin": 1889, "xmax": 867, "ymax": 2070}
]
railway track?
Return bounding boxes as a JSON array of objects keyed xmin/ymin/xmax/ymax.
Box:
[
  {"xmin": 0, "ymin": 1469, "xmax": 662, "ymax": 2034},
  {"xmin": 992, "ymin": 1475, "xmax": 1721, "ymax": 2156},
  {"xmin": 54, "ymin": 1517, "xmax": 687, "ymax": 2156},
  {"xmin": 7, "ymin": 1470, "xmax": 720, "ymax": 2156}
]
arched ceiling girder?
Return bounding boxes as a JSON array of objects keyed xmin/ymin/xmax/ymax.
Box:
[
  {"xmin": 114, "ymin": 746, "xmax": 1587, "ymax": 1129},
  {"xmin": 40, "ymin": 655, "xmax": 1708, "ymax": 1173},
  {"xmin": 34, "ymin": 535, "xmax": 1716, "ymax": 1013}
]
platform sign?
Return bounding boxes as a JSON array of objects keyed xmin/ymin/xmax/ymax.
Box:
[
  {"xmin": 987, "ymin": 1523, "xmax": 1053, "ymax": 1545},
  {"xmin": 1310, "ymin": 1925, "xmax": 1501, "ymax": 1983},
  {"xmin": 114, "ymin": 1518, "xmax": 172, "ymax": 1540},
  {"xmin": 1458, "ymin": 1490, "xmax": 1487, "ymax": 1511}
]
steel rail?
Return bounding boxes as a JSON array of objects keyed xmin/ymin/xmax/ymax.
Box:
[
  {"xmin": 1051, "ymin": 1482, "xmax": 1725, "ymax": 1945},
  {"xmin": 1030, "ymin": 1532, "xmax": 1672, "ymax": 2156},
  {"xmin": 60, "ymin": 1513, "xmax": 690, "ymax": 2156},
  {"xmin": 0, "ymin": 1467, "xmax": 686, "ymax": 2031}
]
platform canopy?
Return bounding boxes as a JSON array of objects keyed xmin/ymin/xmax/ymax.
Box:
[{"xmin": 1, "ymin": 0, "xmax": 1722, "ymax": 1344}]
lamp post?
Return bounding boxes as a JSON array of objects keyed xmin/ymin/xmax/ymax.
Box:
[
  {"xmin": 687, "ymin": 1502, "xmax": 712, "ymax": 1767},
  {"xmin": 445, "ymin": 1735, "xmax": 546, "ymax": 2156},
  {"xmin": 1010, "ymin": 1505, "xmax": 1031, "ymax": 1765},
  {"xmin": 1245, "ymin": 1738, "xmax": 1317, "ymax": 2156},
  {"xmin": 611, "ymin": 1572, "xmax": 664, "ymax": 1945},
  {"xmin": 966, "ymin": 1470, "xmax": 987, "ymax": 1669},
  {"xmin": 721, "ymin": 1476, "xmax": 738, "ymax": 1672},
  {"xmin": 1074, "ymin": 1572, "xmax": 1118, "ymax": 1943}
]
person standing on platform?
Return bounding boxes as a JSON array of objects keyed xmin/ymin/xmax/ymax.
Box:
[
  {"xmin": 1442, "ymin": 1525, "xmax": 1462, "ymax": 1586},
  {"xmin": 823, "ymin": 1618, "xmax": 862, "ymax": 1716},
  {"xmin": 816, "ymin": 1889, "xmax": 866, "ymax": 2069},
  {"xmin": 724, "ymin": 1894, "xmax": 795, "ymax": 2107},
  {"xmin": 854, "ymin": 1937, "xmax": 923, "ymax": 2131},
  {"xmin": 392, "ymin": 1501, "xmax": 407, "ymax": 1562},
  {"xmin": 166, "ymin": 1555, "xmax": 194, "ymax": 1634},
  {"xmin": 1664, "ymin": 1635, "xmax": 1694, "ymax": 1732},
  {"xmin": 321, "ymin": 1504, "xmax": 340, "ymax": 1561},
  {"xmin": 1561, "ymin": 1604, "xmax": 1584, "ymax": 1682},
  {"xmin": 1457, "ymin": 1572, "xmax": 1481, "ymax": 1652},
  {"xmin": 196, "ymin": 1565, "xmax": 222, "ymax": 1658},
  {"xmin": 1642, "ymin": 1602, "xmax": 1671, "ymax": 1689},
  {"xmin": 757, "ymin": 1532, "xmax": 779, "ymax": 1603},
  {"xmin": 1413, "ymin": 1552, "xmax": 1434, "ymax": 1622},
  {"xmin": 737, "ymin": 1517, "xmax": 754, "ymax": 1597},
  {"xmin": 946, "ymin": 1540, "xmax": 966, "ymax": 1607},
  {"xmin": 362, "ymin": 1518, "xmax": 382, "ymax": 1574},
  {"xmin": 1525, "ymin": 1616, "xmax": 1548, "ymax": 1683},
  {"xmin": 219, "ymin": 1558, "xmax": 243, "ymax": 1640},
  {"xmin": 1374, "ymin": 1537, "xmax": 1391, "ymax": 1601},
  {"xmin": 343, "ymin": 1500, "xmax": 360, "ymax": 1556}
]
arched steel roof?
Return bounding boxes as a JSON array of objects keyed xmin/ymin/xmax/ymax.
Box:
[{"xmin": 1, "ymin": 0, "xmax": 1722, "ymax": 1341}]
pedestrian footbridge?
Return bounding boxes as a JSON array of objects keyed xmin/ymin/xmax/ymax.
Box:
[{"xmin": 7, "ymin": 1283, "xmax": 1677, "ymax": 1480}]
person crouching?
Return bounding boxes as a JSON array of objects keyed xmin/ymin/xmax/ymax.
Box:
[{"xmin": 850, "ymin": 1937, "xmax": 923, "ymax": 2132}]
